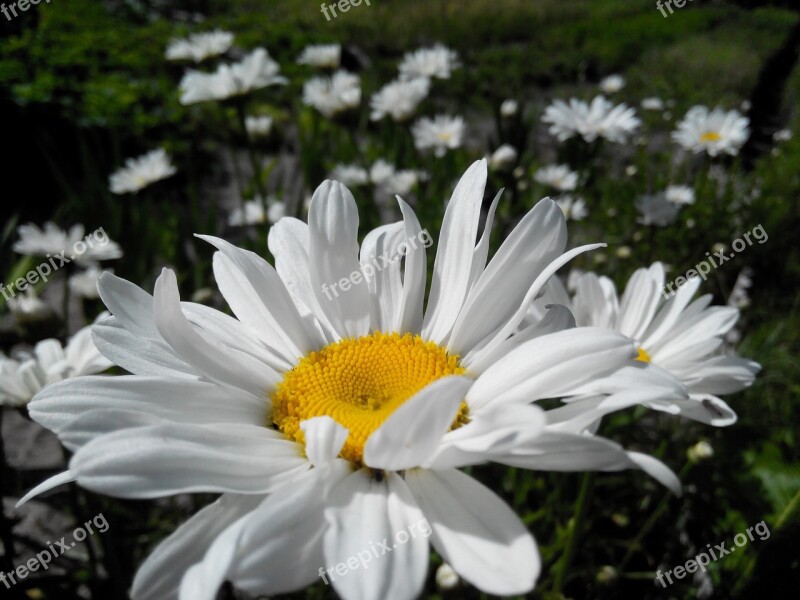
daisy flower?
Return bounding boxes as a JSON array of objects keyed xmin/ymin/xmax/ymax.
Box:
[
  {"xmin": 179, "ymin": 48, "xmax": 287, "ymax": 105},
  {"xmin": 641, "ymin": 97, "xmax": 665, "ymax": 111},
  {"xmin": 543, "ymin": 96, "xmax": 640, "ymax": 144},
  {"xmin": 555, "ymin": 195, "xmax": 588, "ymax": 221},
  {"xmin": 7, "ymin": 289, "xmax": 54, "ymax": 323},
  {"xmin": 23, "ymin": 161, "xmax": 690, "ymax": 600},
  {"xmin": 109, "ymin": 149, "xmax": 177, "ymax": 194},
  {"xmin": 70, "ymin": 266, "xmax": 107, "ymax": 300},
  {"xmin": 488, "ymin": 144, "xmax": 518, "ymax": 171},
  {"xmin": 166, "ymin": 30, "xmax": 234, "ymax": 63},
  {"xmin": 534, "ymin": 164, "xmax": 579, "ymax": 192},
  {"xmin": 411, "ymin": 114, "xmax": 465, "ymax": 157},
  {"xmin": 635, "ymin": 193, "xmax": 680, "ymax": 227},
  {"xmin": 13, "ymin": 223, "xmax": 123, "ymax": 264},
  {"xmin": 672, "ymin": 106, "xmax": 749, "ymax": 157},
  {"xmin": 228, "ymin": 199, "xmax": 284, "ymax": 227},
  {"xmin": 297, "ymin": 44, "xmax": 341, "ymax": 69},
  {"xmin": 500, "ymin": 99, "xmax": 519, "ymax": 117},
  {"xmin": 370, "ymin": 78, "xmax": 430, "ymax": 122},
  {"xmin": 244, "ymin": 115, "xmax": 273, "ymax": 138},
  {"xmin": 598, "ymin": 74, "xmax": 625, "ymax": 94},
  {"xmin": 368, "ymin": 160, "xmax": 426, "ymax": 196},
  {"xmin": 536, "ymin": 264, "xmax": 760, "ymax": 426},
  {"xmin": 664, "ymin": 185, "xmax": 695, "ymax": 205},
  {"xmin": 0, "ymin": 323, "xmax": 111, "ymax": 407},
  {"xmin": 302, "ymin": 71, "xmax": 361, "ymax": 118},
  {"xmin": 330, "ymin": 164, "xmax": 369, "ymax": 187},
  {"xmin": 399, "ymin": 44, "xmax": 460, "ymax": 80}
]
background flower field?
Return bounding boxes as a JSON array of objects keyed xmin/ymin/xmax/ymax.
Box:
[{"xmin": 1, "ymin": 0, "xmax": 799, "ymax": 598}]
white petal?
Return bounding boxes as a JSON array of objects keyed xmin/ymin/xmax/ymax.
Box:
[
  {"xmin": 324, "ymin": 470, "xmax": 429, "ymax": 600},
  {"xmin": 394, "ymin": 198, "xmax": 427, "ymax": 333},
  {"xmin": 626, "ymin": 452, "xmax": 681, "ymax": 495},
  {"xmin": 308, "ymin": 180, "xmax": 371, "ymax": 338},
  {"xmin": 69, "ymin": 423, "xmax": 308, "ymax": 498},
  {"xmin": 16, "ymin": 470, "xmax": 76, "ymax": 507},
  {"xmin": 405, "ymin": 468, "xmax": 539, "ymax": 595},
  {"xmin": 364, "ymin": 375, "xmax": 472, "ymax": 470},
  {"xmin": 97, "ymin": 272, "xmax": 159, "ymax": 338},
  {"xmin": 301, "ymin": 416, "xmax": 349, "ymax": 467},
  {"xmin": 422, "ymin": 159, "xmax": 488, "ymax": 344}
]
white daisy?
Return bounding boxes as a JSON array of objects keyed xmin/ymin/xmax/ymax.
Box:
[
  {"xmin": 369, "ymin": 159, "xmax": 397, "ymax": 186},
  {"xmin": 70, "ymin": 266, "xmax": 107, "ymax": 300},
  {"xmin": 538, "ymin": 264, "xmax": 760, "ymax": 426},
  {"xmin": 500, "ymin": 99, "xmax": 519, "ymax": 117},
  {"xmin": 166, "ymin": 30, "xmax": 234, "ymax": 63},
  {"xmin": 0, "ymin": 323, "xmax": 111, "ymax": 407},
  {"xmin": 368, "ymin": 160, "xmax": 425, "ymax": 196},
  {"xmin": 7, "ymin": 289, "xmax": 53, "ymax": 323},
  {"xmin": 488, "ymin": 144, "xmax": 518, "ymax": 171},
  {"xmin": 297, "ymin": 44, "xmax": 341, "ymax": 69},
  {"xmin": 179, "ymin": 48, "xmax": 287, "ymax": 105},
  {"xmin": 13, "ymin": 223, "xmax": 122, "ymax": 264},
  {"xmin": 302, "ymin": 71, "xmax": 361, "ymax": 118},
  {"xmin": 228, "ymin": 198, "xmax": 284, "ymax": 227},
  {"xmin": 411, "ymin": 114, "xmax": 465, "ymax": 157},
  {"xmin": 534, "ymin": 164, "xmax": 578, "ymax": 192},
  {"xmin": 555, "ymin": 195, "xmax": 588, "ymax": 221},
  {"xmin": 598, "ymin": 74, "xmax": 625, "ymax": 94},
  {"xmin": 641, "ymin": 97, "xmax": 665, "ymax": 111},
  {"xmin": 330, "ymin": 164, "xmax": 369, "ymax": 187},
  {"xmin": 543, "ymin": 96, "xmax": 640, "ymax": 144},
  {"xmin": 398, "ymin": 44, "xmax": 460, "ymax": 80},
  {"xmin": 664, "ymin": 185, "xmax": 695, "ymax": 205},
  {"xmin": 772, "ymin": 128, "xmax": 792, "ymax": 142},
  {"xmin": 109, "ymin": 149, "xmax": 177, "ymax": 194},
  {"xmin": 672, "ymin": 106, "xmax": 749, "ymax": 157},
  {"xmin": 635, "ymin": 193, "xmax": 681, "ymax": 227},
  {"xmin": 22, "ymin": 161, "xmax": 688, "ymax": 600},
  {"xmin": 370, "ymin": 78, "xmax": 430, "ymax": 122},
  {"xmin": 245, "ymin": 115, "xmax": 273, "ymax": 138}
]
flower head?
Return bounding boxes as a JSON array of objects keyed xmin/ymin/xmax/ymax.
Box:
[
  {"xmin": 664, "ymin": 184, "xmax": 695, "ymax": 205},
  {"xmin": 556, "ymin": 195, "xmax": 588, "ymax": 221},
  {"xmin": 370, "ymin": 78, "xmax": 430, "ymax": 121},
  {"xmin": 635, "ymin": 193, "xmax": 680, "ymax": 227},
  {"xmin": 245, "ymin": 115, "xmax": 273, "ymax": 137},
  {"xmin": 166, "ymin": 30, "xmax": 234, "ymax": 63},
  {"xmin": 303, "ymin": 71, "xmax": 361, "ymax": 118},
  {"xmin": 534, "ymin": 164, "xmax": 578, "ymax": 192},
  {"xmin": 330, "ymin": 164, "xmax": 369, "ymax": 187},
  {"xmin": 228, "ymin": 198, "xmax": 284, "ymax": 227},
  {"xmin": 598, "ymin": 74, "xmax": 625, "ymax": 94},
  {"xmin": 13, "ymin": 223, "xmax": 122, "ymax": 264},
  {"xmin": 297, "ymin": 44, "xmax": 341, "ymax": 69},
  {"xmin": 109, "ymin": 149, "xmax": 176, "ymax": 194},
  {"xmin": 180, "ymin": 48, "xmax": 287, "ymax": 104},
  {"xmin": 399, "ymin": 44, "xmax": 460, "ymax": 80},
  {"xmin": 488, "ymin": 144, "xmax": 518, "ymax": 171},
  {"xmin": 543, "ymin": 96, "xmax": 640, "ymax": 144},
  {"xmin": 411, "ymin": 114, "xmax": 465, "ymax": 157},
  {"xmin": 672, "ymin": 106, "xmax": 749, "ymax": 156}
]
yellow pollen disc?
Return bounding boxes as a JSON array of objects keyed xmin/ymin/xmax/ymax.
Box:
[
  {"xmin": 436, "ymin": 131, "xmax": 453, "ymax": 142},
  {"xmin": 636, "ymin": 347, "xmax": 651, "ymax": 363},
  {"xmin": 699, "ymin": 131, "xmax": 722, "ymax": 142},
  {"xmin": 271, "ymin": 332, "xmax": 468, "ymax": 465}
]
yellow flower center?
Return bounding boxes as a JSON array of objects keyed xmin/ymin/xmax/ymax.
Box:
[
  {"xmin": 699, "ymin": 131, "xmax": 722, "ymax": 142},
  {"xmin": 436, "ymin": 131, "xmax": 453, "ymax": 143},
  {"xmin": 636, "ymin": 347, "xmax": 651, "ymax": 363},
  {"xmin": 272, "ymin": 332, "xmax": 468, "ymax": 465}
]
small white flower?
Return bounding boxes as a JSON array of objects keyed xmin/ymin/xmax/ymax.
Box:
[
  {"xmin": 616, "ymin": 246, "xmax": 632, "ymax": 259},
  {"xmin": 500, "ymin": 99, "xmax": 519, "ymax": 117},
  {"xmin": 664, "ymin": 185, "xmax": 695, "ymax": 205},
  {"xmin": 179, "ymin": 48, "xmax": 287, "ymax": 105},
  {"xmin": 436, "ymin": 563, "xmax": 460, "ymax": 590},
  {"xmin": 369, "ymin": 159, "xmax": 396, "ymax": 186},
  {"xmin": 303, "ymin": 71, "xmax": 361, "ymax": 118},
  {"xmin": 228, "ymin": 198, "xmax": 284, "ymax": 227},
  {"xmin": 330, "ymin": 164, "xmax": 369, "ymax": 187},
  {"xmin": 641, "ymin": 97, "xmax": 665, "ymax": 111},
  {"xmin": 625, "ymin": 165, "xmax": 638, "ymax": 177},
  {"xmin": 109, "ymin": 149, "xmax": 176, "ymax": 194},
  {"xmin": 672, "ymin": 106, "xmax": 749, "ymax": 157},
  {"xmin": 13, "ymin": 223, "xmax": 122, "ymax": 263},
  {"xmin": 70, "ymin": 266, "xmax": 108, "ymax": 300},
  {"xmin": 488, "ymin": 144, "xmax": 518, "ymax": 171},
  {"xmin": 267, "ymin": 202, "xmax": 286, "ymax": 223},
  {"xmin": 297, "ymin": 44, "xmax": 341, "ymax": 69},
  {"xmin": 555, "ymin": 195, "xmax": 588, "ymax": 221},
  {"xmin": 166, "ymin": 30, "xmax": 234, "ymax": 63},
  {"xmin": 534, "ymin": 164, "xmax": 578, "ymax": 192},
  {"xmin": 598, "ymin": 74, "xmax": 625, "ymax": 94},
  {"xmin": 687, "ymin": 441, "xmax": 714, "ymax": 462},
  {"xmin": 370, "ymin": 77, "xmax": 430, "ymax": 121},
  {"xmin": 7, "ymin": 290, "xmax": 53, "ymax": 322},
  {"xmin": 411, "ymin": 114, "xmax": 465, "ymax": 157},
  {"xmin": 773, "ymin": 128, "xmax": 792, "ymax": 142},
  {"xmin": 543, "ymin": 96, "xmax": 640, "ymax": 144},
  {"xmin": 367, "ymin": 160, "xmax": 424, "ymax": 196},
  {"xmin": 635, "ymin": 193, "xmax": 680, "ymax": 226},
  {"xmin": 245, "ymin": 115, "xmax": 273, "ymax": 138},
  {"xmin": 399, "ymin": 44, "xmax": 460, "ymax": 80}
]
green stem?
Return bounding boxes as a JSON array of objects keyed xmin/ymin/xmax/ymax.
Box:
[
  {"xmin": 553, "ymin": 472, "xmax": 594, "ymax": 593},
  {"xmin": 236, "ymin": 101, "xmax": 268, "ymax": 208}
]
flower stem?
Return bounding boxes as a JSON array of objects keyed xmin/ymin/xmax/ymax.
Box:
[{"xmin": 552, "ymin": 472, "xmax": 594, "ymax": 593}]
